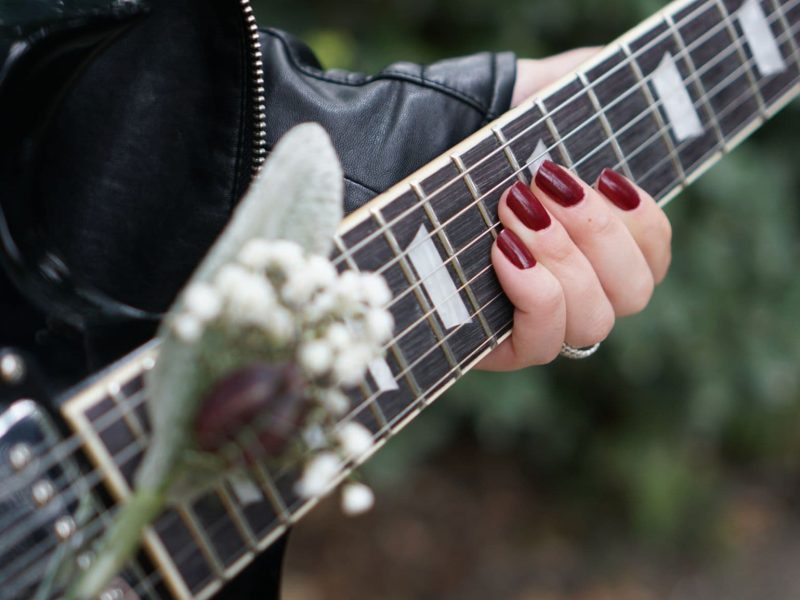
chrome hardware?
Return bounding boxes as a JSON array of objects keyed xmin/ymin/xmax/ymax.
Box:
[
  {"xmin": 77, "ymin": 551, "xmax": 93, "ymax": 570},
  {"xmin": 31, "ymin": 480, "xmax": 55, "ymax": 506},
  {"xmin": 9, "ymin": 443, "xmax": 32, "ymax": 471},
  {"xmin": 54, "ymin": 516, "xmax": 76, "ymax": 541},
  {"xmin": 0, "ymin": 353, "xmax": 25, "ymax": 384}
]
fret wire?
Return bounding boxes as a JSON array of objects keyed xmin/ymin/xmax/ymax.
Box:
[
  {"xmin": 333, "ymin": 235, "xmax": 391, "ymax": 429},
  {"xmin": 238, "ymin": 429, "xmax": 292, "ymax": 524},
  {"xmin": 537, "ymin": 97, "xmax": 576, "ymax": 167},
  {"xmin": 127, "ymin": 552, "xmax": 166, "ymax": 600},
  {"xmin": 7, "ymin": 10, "xmax": 800, "ymax": 596},
  {"xmin": 713, "ymin": 0, "xmax": 770, "ymax": 114},
  {"xmin": 491, "ymin": 126, "xmax": 529, "ymax": 184},
  {"xmin": 576, "ymin": 71, "xmax": 636, "ymax": 179},
  {"xmin": 666, "ymin": 11, "xmax": 728, "ymax": 142},
  {"xmin": 628, "ymin": 41, "xmax": 693, "ymax": 186},
  {"xmin": 770, "ymin": 0, "xmax": 800, "ymax": 70},
  {"xmin": 177, "ymin": 506, "xmax": 226, "ymax": 579},
  {"xmin": 109, "ymin": 382, "xmax": 148, "ymax": 442},
  {"xmin": 18, "ymin": 12, "xmax": 797, "ymax": 512},
  {"xmin": 344, "ymin": 225, "xmax": 424, "ymax": 404},
  {"xmin": 451, "ymin": 154, "xmax": 497, "ymax": 237},
  {"xmin": 413, "ymin": 181, "xmax": 497, "ymax": 345},
  {"xmin": 332, "ymin": 0, "xmax": 778, "ymax": 269},
  {"xmin": 370, "ymin": 208, "xmax": 433, "ymax": 397},
  {"xmin": 411, "ymin": 180, "xmax": 491, "ymax": 367},
  {"xmin": 216, "ymin": 484, "xmax": 259, "ymax": 551}
]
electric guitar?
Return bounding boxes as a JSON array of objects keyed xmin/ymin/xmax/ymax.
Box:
[{"xmin": 1, "ymin": 0, "xmax": 798, "ymax": 597}]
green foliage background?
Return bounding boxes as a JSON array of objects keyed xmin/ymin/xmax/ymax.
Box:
[{"xmin": 255, "ymin": 0, "xmax": 800, "ymax": 548}]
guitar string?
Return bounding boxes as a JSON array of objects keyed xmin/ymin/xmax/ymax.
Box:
[
  {"xmin": 328, "ymin": 0, "xmax": 797, "ymax": 269},
  {"xmin": 332, "ymin": 3, "xmax": 799, "ymax": 285},
  {"xmin": 5, "ymin": 30, "xmax": 798, "ymax": 591},
  {"xmin": 4, "ymin": 9, "xmax": 799, "ymax": 592},
  {"xmin": 0, "ymin": 0, "xmax": 777, "ymax": 491},
  {"xmin": 91, "ymin": 13, "xmax": 800, "ymax": 597},
  {"xmin": 4, "ymin": 12, "xmax": 798, "ymax": 564}
]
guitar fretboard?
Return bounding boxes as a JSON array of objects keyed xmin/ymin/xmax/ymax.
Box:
[{"xmin": 59, "ymin": 0, "xmax": 799, "ymax": 597}]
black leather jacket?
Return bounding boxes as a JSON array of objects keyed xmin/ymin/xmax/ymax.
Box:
[{"xmin": 0, "ymin": 0, "xmax": 516, "ymax": 596}]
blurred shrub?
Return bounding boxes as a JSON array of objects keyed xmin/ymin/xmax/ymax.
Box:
[{"xmin": 255, "ymin": 0, "xmax": 800, "ymax": 548}]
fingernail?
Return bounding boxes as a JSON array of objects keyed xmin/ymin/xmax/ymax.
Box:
[
  {"xmin": 598, "ymin": 168, "xmax": 640, "ymax": 211},
  {"xmin": 507, "ymin": 181, "xmax": 552, "ymax": 231},
  {"xmin": 497, "ymin": 229, "xmax": 536, "ymax": 269},
  {"xmin": 535, "ymin": 160, "xmax": 585, "ymax": 207}
]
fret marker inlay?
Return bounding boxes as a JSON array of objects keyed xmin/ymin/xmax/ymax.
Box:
[
  {"xmin": 368, "ymin": 358, "xmax": 399, "ymax": 392},
  {"xmin": 738, "ymin": 0, "xmax": 786, "ymax": 76},
  {"xmin": 650, "ymin": 52, "xmax": 704, "ymax": 141},
  {"xmin": 407, "ymin": 225, "xmax": 472, "ymax": 329},
  {"xmin": 229, "ymin": 475, "xmax": 262, "ymax": 506},
  {"xmin": 526, "ymin": 140, "xmax": 552, "ymax": 176}
]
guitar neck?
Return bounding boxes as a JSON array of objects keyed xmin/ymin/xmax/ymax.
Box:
[
  {"xmin": 330, "ymin": 0, "xmax": 800, "ymax": 459},
  {"xmin": 59, "ymin": 0, "xmax": 799, "ymax": 596}
]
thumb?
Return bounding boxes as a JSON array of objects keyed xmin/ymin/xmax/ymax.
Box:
[{"xmin": 511, "ymin": 47, "xmax": 602, "ymax": 107}]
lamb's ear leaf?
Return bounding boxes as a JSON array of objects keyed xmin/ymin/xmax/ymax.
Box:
[
  {"xmin": 137, "ymin": 122, "xmax": 343, "ymax": 489},
  {"xmin": 193, "ymin": 121, "xmax": 343, "ymax": 282}
]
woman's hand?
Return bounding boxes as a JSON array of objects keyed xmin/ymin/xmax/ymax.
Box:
[{"xmin": 476, "ymin": 51, "xmax": 672, "ymax": 371}]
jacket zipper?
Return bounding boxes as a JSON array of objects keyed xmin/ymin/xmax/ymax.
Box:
[{"xmin": 240, "ymin": 0, "xmax": 267, "ymax": 175}]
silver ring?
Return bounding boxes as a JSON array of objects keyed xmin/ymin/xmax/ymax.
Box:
[{"xmin": 559, "ymin": 342, "xmax": 601, "ymax": 360}]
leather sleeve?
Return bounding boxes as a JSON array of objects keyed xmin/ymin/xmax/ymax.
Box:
[{"xmin": 259, "ymin": 28, "xmax": 517, "ymax": 213}]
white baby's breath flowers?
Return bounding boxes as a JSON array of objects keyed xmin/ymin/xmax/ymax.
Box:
[
  {"xmin": 295, "ymin": 452, "xmax": 342, "ymax": 498},
  {"xmin": 170, "ymin": 236, "xmax": 392, "ymax": 512},
  {"xmin": 318, "ymin": 388, "xmax": 350, "ymax": 416},
  {"xmin": 337, "ymin": 422, "xmax": 373, "ymax": 459},
  {"xmin": 264, "ymin": 306, "xmax": 295, "ymax": 342},
  {"xmin": 302, "ymin": 425, "xmax": 328, "ymax": 451},
  {"xmin": 364, "ymin": 309, "xmax": 394, "ymax": 344},
  {"xmin": 325, "ymin": 322, "xmax": 352, "ymax": 350},
  {"xmin": 281, "ymin": 270, "xmax": 319, "ymax": 306},
  {"xmin": 341, "ymin": 482, "xmax": 375, "ymax": 515},
  {"xmin": 183, "ymin": 282, "xmax": 222, "ymax": 322},
  {"xmin": 333, "ymin": 344, "xmax": 372, "ymax": 387},
  {"xmin": 214, "ymin": 263, "xmax": 251, "ymax": 292},
  {"xmin": 172, "ymin": 313, "xmax": 203, "ymax": 343},
  {"xmin": 262, "ymin": 239, "xmax": 304, "ymax": 273},
  {"xmin": 307, "ymin": 255, "xmax": 337, "ymax": 288},
  {"xmin": 299, "ymin": 340, "xmax": 334, "ymax": 377},
  {"xmin": 224, "ymin": 273, "xmax": 276, "ymax": 326},
  {"xmin": 237, "ymin": 238, "xmax": 274, "ymax": 270},
  {"xmin": 360, "ymin": 272, "xmax": 392, "ymax": 307}
]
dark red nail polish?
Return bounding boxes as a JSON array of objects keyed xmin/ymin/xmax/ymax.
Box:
[
  {"xmin": 507, "ymin": 181, "xmax": 552, "ymax": 231},
  {"xmin": 598, "ymin": 168, "xmax": 640, "ymax": 211},
  {"xmin": 497, "ymin": 229, "xmax": 536, "ymax": 269},
  {"xmin": 535, "ymin": 160, "xmax": 585, "ymax": 207}
]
